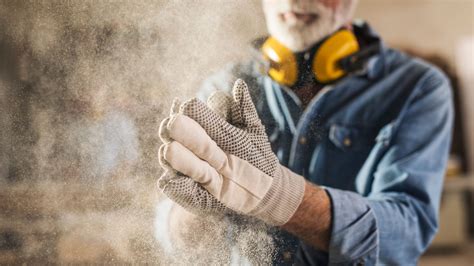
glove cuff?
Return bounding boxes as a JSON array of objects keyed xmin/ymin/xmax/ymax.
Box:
[{"xmin": 250, "ymin": 166, "xmax": 306, "ymax": 226}]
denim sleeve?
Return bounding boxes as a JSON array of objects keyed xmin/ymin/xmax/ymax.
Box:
[{"xmin": 325, "ymin": 69, "xmax": 454, "ymax": 265}]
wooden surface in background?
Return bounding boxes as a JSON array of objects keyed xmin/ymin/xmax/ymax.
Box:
[{"xmin": 0, "ymin": 180, "xmax": 162, "ymax": 264}]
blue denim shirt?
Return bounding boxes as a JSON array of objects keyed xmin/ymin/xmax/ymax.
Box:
[{"xmin": 198, "ymin": 24, "xmax": 453, "ymax": 266}]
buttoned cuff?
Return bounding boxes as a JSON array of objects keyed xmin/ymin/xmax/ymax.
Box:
[{"xmin": 325, "ymin": 187, "xmax": 379, "ymax": 266}]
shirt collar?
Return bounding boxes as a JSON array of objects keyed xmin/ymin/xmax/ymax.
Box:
[{"xmin": 352, "ymin": 20, "xmax": 387, "ymax": 80}]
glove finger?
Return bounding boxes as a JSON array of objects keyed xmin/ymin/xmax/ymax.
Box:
[
  {"xmin": 179, "ymin": 97, "xmax": 250, "ymax": 155},
  {"xmin": 157, "ymin": 169, "xmax": 179, "ymax": 189},
  {"xmin": 158, "ymin": 143, "xmax": 173, "ymax": 171},
  {"xmin": 231, "ymin": 79, "xmax": 265, "ymax": 134},
  {"xmin": 207, "ymin": 90, "xmax": 232, "ymax": 121},
  {"xmin": 158, "ymin": 116, "xmax": 173, "ymax": 143},
  {"xmin": 159, "ymin": 98, "xmax": 182, "ymax": 143},
  {"xmin": 159, "ymin": 172, "xmax": 229, "ymax": 216},
  {"xmin": 163, "ymin": 141, "xmax": 223, "ymax": 197},
  {"xmin": 170, "ymin": 98, "xmax": 181, "ymax": 115},
  {"xmin": 167, "ymin": 114, "xmax": 226, "ymax": 169}
]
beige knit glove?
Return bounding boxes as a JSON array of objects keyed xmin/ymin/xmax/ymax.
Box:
[
  {"xmin": 158, "ymin": 92, "xmax": 235, "ymax": 217},
  {"xmin": 159, "ymin": 79, "xmax": 305, "ymax": 225}
]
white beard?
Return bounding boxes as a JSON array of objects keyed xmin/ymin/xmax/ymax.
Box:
[{"xmin": 263, "ymin": 0, "xmax": 354, "ymax": 52}]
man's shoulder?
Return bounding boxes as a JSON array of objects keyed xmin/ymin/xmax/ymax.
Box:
[
  {"xmin": 197, "ymin": 60, "xmax": 261, "ymax": 100},
  {"xmin": 378, "ymin": 48, "xmax": 453, "ymax": 124},
  {"xmin": 384, "ymin": 48, "xmax": 450, "ymax": 91}
]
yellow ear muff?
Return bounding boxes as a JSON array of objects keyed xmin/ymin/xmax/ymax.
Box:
[
  {"xmin": 313, "ymin": 30, "xmax": 360, "ymax": 83},
  {"xmin": 261, "ymin": 37, "xmax": 298, "ymax": 86}
]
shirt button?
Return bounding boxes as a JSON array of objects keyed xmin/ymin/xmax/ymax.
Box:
[
  {"xmin": 343, "ymin": 137, "xmax": 352, "ymax": 147},
  {"xmin": 299, "ymin": 137, "xmax": 307, "ymax": 145}
]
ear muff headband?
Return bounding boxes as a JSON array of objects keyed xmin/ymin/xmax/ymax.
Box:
[{"xmin": 261, "ymin": 30, "xmax": 360, "ymax": 86}]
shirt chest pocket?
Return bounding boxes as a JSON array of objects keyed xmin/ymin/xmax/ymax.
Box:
[{"xmin": 309, "ymin": 124, "xmax": 377, "ymax": 189}]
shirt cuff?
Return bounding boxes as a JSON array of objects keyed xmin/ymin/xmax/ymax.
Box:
[{"xmin": 325, "ymin": 187, "xmax": 379, "ymax": 265}]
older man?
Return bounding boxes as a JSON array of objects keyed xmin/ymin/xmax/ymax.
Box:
[{"xmin": 157, "ymin": 0, "xmax": 453, "ymax": 265}]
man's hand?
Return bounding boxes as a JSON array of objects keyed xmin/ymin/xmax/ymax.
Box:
[{"xmin": 159, "ymin": 79, "xmax": 305, "ymax": 225}]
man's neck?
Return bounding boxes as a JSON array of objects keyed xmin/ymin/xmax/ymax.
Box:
[{"xmin": 292, "ymin": 82, "xmax": 324, "ymax": 109}]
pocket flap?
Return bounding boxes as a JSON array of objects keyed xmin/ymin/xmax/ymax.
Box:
[{"xmin": 329, "ymin": 124, "xmax": 375, "ymax": 151}]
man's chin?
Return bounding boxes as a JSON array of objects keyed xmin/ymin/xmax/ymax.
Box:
[
  {"xmin": 267, "ymin": 16, "xmax": 337, "ymax": 51},
  {"xmin": 272, "ymin": 28, "xmax": 326, "ymax": 52}
]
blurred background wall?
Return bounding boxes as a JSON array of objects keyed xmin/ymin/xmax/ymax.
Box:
[
  {"xmin": 357, "ymin": 0, "xmax": 473, "ymax": 64},
  {"xmin": 0, "ymin": 0, "xmax": 472, "ymax": 264}
]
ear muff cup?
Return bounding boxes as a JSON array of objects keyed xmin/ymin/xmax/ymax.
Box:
[
  {"xmin": 313, "ymin": 30, "xmax": 360, "ymax": 83},
  {"xmin": 261, "ymin": 30, "xmax": 360, "ymax": 86},
  {"xmin": 261, "ymin": 37, "xmax": 298, "ymax": 86}
]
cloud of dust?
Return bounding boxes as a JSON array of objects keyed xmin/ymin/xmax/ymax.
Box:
[{"xmin": 0, "ymin": 0, "xmax": 274, "ymax": 264}]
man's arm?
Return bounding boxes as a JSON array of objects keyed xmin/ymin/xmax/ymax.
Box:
[
  {"xmin": 282, "ymin": 182, "xmax": 332, "ymax": 252},
  {"xmin": 158, "ymin": 66, "xmax": 452, "ymax": 264},
  {"xmin": 281, "ymin": 68, "xmax": 453, "ymax": 264}
]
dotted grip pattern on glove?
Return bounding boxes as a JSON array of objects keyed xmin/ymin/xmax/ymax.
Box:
[
  {"xmin": 180, "ymin": 80, "xmax": 279, "ymax": 181},
  {"xmin": 157, "ymin": 172, "xmax": 229, "ymax": 215}
]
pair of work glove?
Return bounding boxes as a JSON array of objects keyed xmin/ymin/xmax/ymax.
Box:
[{"xmin": 158, "ymin": 79, "xmax": 306, "ymax": 226}]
